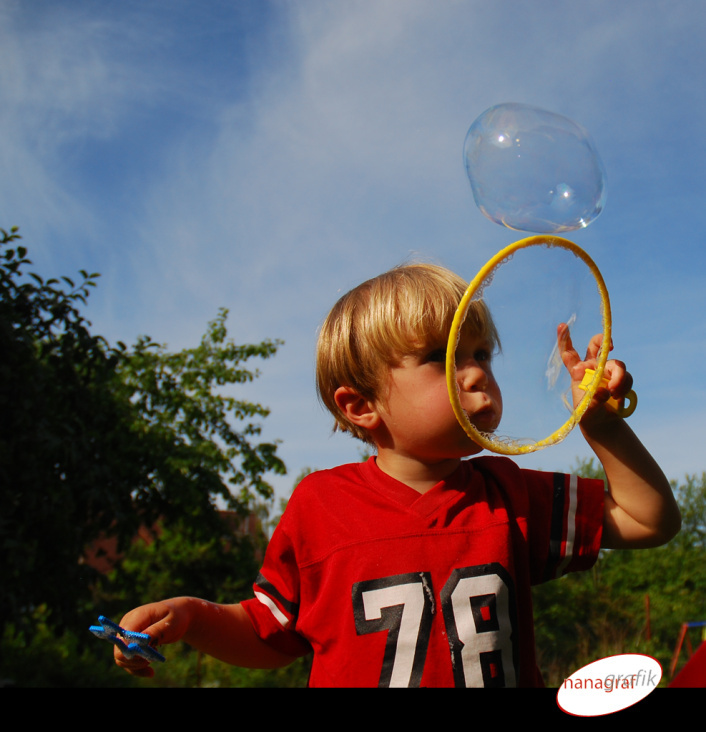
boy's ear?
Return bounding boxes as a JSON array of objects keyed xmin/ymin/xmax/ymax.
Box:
[{"xmin": 334, "ymin": 386, "xmax": 382, "ymax": 431}]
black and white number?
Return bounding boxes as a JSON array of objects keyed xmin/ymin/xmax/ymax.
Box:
[
  {"xmin": 440, "ymin": 564, "xmax": 517, "ymax": 687},
  {"xmin": 351, "ymin": 572, "xmax": 433, "ymax": 688},
  {"xmin": 352, "ymin": 564, "xmax": 517, "ymax": 687}
]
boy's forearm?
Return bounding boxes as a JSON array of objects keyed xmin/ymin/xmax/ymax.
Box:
[
  {"xmin": 581, "ymin": 419, "xmax": 681, "ymax": 549},
  {"xmin": 180, "ymin": 598, "xmax": 298, "ymax": 669}
]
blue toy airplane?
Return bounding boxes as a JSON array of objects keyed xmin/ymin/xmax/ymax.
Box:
[{"xmin": 89, "ymin": 615, "xmax": 166, "ymax": 663}]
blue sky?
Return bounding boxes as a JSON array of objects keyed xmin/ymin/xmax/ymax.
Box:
[{"xmin": 3, "ymin": 0, "xmax": 705, "ymax": 501}]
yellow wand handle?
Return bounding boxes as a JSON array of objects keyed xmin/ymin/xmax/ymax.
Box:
[{"xmin": 579, "ymin": 368, "xmax": 637, "ymax": 418}]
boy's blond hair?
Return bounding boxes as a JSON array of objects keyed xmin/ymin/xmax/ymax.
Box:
[{"xmin": 316, "ymin": 262, "xmax": 499, "ymax": 444}]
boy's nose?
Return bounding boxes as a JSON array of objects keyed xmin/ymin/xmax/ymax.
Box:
[{"xmin": 457, "ymin": 361, "xmax": 488, "ymax": 392}]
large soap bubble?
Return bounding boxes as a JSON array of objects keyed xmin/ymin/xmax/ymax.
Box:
[{"xmin": 464, "ymin": 103, "xmax": 607, "ymax": 233}]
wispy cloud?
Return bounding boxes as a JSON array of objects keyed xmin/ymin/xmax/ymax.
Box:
[{"xmin": 2, "ymin": 0, "xmax": 705, "ymax": 493}]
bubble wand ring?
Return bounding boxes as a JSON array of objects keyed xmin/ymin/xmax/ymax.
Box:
[{"xmin": 446, "ymin": 234, "xmax": 625, "ymax": 456}]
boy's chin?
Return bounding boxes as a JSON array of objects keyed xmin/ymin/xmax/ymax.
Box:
[{"xmin": 461, "ymin": 439, "xmax": 486, "ymax": 458}]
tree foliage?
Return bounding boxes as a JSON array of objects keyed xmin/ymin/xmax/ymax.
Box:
[
  {"xmin": 0, "ymin": 226, "xmax": 285, "ymax": 634},
  {"xmin": 117, "ymin": 311, "xmax": 284, "ymax": 527}
]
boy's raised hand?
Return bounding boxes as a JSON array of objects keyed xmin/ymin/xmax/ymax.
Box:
[{"xmin": 557, "ymin": 324, "xmax": 634, "ymax": 425}]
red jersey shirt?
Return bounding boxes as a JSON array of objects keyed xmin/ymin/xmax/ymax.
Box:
[{"xmin": 242, "ymin": 456, "xmax": 603, "ymax": 687}]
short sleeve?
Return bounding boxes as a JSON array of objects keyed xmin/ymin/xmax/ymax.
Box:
[
  {"xmin": 240, "ymin": 520, "xmax": 312, "ymax": 658},
  {"xmin": 524, "ymin": 469, "xmax": 604, "ymax": 583}
]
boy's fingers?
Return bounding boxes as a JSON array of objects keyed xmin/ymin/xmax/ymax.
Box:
[
  {"xmin": 557, "ymin": 324, "xmax": 580, "ymax": 370},
  {"xmin": 557, "ymin": 323, "xmax": 572, "ymax": 350},
  {"xmin": 128, "ymin": 666, "xmax": 156, "ymax": 678},
  {"xmin": 605, "ymin": 360, "xmax": 633, "ymax": 398},
  {"xmin": 562, "ymin": 329, "xmax": 616, "ymax": 370},
  {"xmin": 119, "ymin": 606, "xmax": 170, "ymax": 643},
  {"xmin": 119, "ymin": 599, "xmax": 190, "ymax": 647},
  {"xmin": 584, "ymin": 333, "xmax": 613, "ymax": 361},
  {"xmin": 114, "ymin": 653, "xmax": 156, "ymax": 678}
]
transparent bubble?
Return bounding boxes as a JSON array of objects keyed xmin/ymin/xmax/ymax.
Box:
[{"xmin": 464, "ymin": 103, "xmax": 607, "ymax": 233}]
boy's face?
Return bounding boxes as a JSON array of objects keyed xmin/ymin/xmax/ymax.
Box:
[{"xmin": 374, "ymin": 328, "xmax": 502, "ymax": 461}]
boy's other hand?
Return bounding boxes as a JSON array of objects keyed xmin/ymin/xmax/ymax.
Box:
[
  {"xmin": 114, "ymin": 598, "xmax": 192, "ymax": 677},
  {"xmin": 557, "ymin": 325, "xmax": 633, "ymax": 423}
]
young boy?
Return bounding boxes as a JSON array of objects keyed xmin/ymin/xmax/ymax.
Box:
[{"xmin": 114, "ymin": 263, "xmax": 680, "ymax": 687}]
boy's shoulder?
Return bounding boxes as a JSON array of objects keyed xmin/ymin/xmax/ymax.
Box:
[
  {"xmin": 290, "ymin": 460, "xmax": 370, "ymax": 499},
  {"xmin": 279, "ymin": 460, "xmax": 371, "ymax": 522}
]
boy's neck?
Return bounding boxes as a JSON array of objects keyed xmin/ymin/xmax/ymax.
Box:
[{"xmin": 374, "ymin": 450, "xmax": 463, "ymax": 494}]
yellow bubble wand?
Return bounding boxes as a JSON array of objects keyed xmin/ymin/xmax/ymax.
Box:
[{"xmin": 446, "ymin": 235, "xmax": 636, "ymax": 456}]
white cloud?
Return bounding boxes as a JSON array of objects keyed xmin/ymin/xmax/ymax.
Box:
[{"xmin": 2, "ymin": 0, "xmax": 706, "ymax": 497}]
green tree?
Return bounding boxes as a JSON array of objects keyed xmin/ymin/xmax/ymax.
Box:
[{"xmin": 0, "ymin": 226, "xmax": 285, "ymax": 636}]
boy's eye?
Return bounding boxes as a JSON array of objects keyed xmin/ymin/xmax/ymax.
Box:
[
  {"xmin": 425, "ymin": 344, "xmax": 493, "ymax": 365},
  {"xmin": 426, "ymin": 348, "xmax": 447, "ymax": 363}
]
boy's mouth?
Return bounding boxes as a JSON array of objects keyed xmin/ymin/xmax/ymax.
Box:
[{"xmin": 467, "ymin": 404, "xmax": 499, "ymax": 432}]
